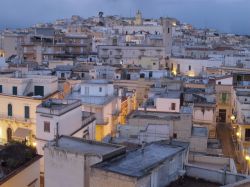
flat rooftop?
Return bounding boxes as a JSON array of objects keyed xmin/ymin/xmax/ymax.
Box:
[
  {"xmin": 47, "ymin": 136, "xmax": 125, "ymax": 158},
  {"xmin": 130, "ymin": 111, "xmax": 181, "ymax": 120},
  {"xmin": 129, "ymin": 109, "xmax": 192, "ymax": 121},
  {"xmin": 150, "ymin": 89, "xmax": 181, "ymax": 99},
  {"xmin": 83, "ymin": 79, "xmax": 113, "ymax": 85},
  {"xmin": 93, "ymin": 141, "xmax": 187, "ymax": 178},
  {"xmin": 68, "ymin": 92, "xmax": 116, "ymax": 105},
  {"xmin": 37, "ymin": 99, "xmax": 81, "ymax": 115}
]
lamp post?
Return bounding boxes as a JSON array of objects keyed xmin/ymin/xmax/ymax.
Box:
[
  {"xmin": 230, "ymin": 115, "xmax": 236, "ymax": 121},
  {"xmin": 245, "ymin": 155, "xmax": 250, "ymax": 174}
]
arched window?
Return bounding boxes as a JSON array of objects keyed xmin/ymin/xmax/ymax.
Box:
[
  {"xmin": 8, "ymin": 104, "xmax": 12, "ymax": 117},
  {"xmin": 7, "ymin": 128, "xmax": 12, "ymax": 142}
]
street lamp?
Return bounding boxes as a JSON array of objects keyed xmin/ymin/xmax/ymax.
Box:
[
  {"xmin": 246, "ymin": 155, "xmax": 250, "ymax": 161},
  {"xmin": 32, "ymin": 142, "xmax": 37, "ymax": 147},
  {"xmin": 236, "ymin": 132, "xmax": 240, "ymax": 137},
  {"xmin": 246, "ymin": 155, "xmax": 250, "ymax": 175},
  {"xmin": 230, "ymin": 115, "xmax": 236, "ymax": 121}
]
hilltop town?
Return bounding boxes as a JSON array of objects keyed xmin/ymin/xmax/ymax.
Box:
[{"xmin": 1, "ymin": 11, "xmax": 250, "ymax": 187}]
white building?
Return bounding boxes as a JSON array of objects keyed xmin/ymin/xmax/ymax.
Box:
[
  {"xmin": 113, "ymin": 25, "xmax": 162, "ymax": 35},
  {"xmin": 89, "ymin": 65, "xmax": 116, "ymax": 80},
  {"xmin": 36, "ymin": 99, "xmax": 96, "ymax": 172},
  {"xmin": 68, "ymin": 80, "xmax": 119, "ymax": 141},
  {"xmin": 169, "ymin": 57, "xmax": 223, "ymax": 77},
  {"xmin": 0, "ymin": 72, "xmax": 59, "ymax": 145},
  {"xmin": 139, "ymin": 89, "xmax": 181, "ymax": 113},
  {"xmin": 80, "ymin": 80, "xmax": 114, "ymax": 97},
  {"xmin": 36, "ymin": 99, "xmax": 96, "ymax": 153},
  {"xmin": 90, "ymin": 141, "xmax": 189, "ymax": 187},
  {"xmin": 98, "ymin": 45, "xmax": 166, "ymax": 65},
  {"xmin": 44, "ymin": 136, "xmax": 125, "ymax": 187}
]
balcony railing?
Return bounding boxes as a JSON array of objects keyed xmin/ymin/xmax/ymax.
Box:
[
  {"xmin": 82, "ymin": 112, "xmax": 96, "ymax": 127},
  {"xmin": 100, "ymin": 54, "xmax": 109, "ymax": 59},
  {"xmin": 114, "ymin": 55, "xmax": 122, "ymax": 59},
  {"xmin": 0, "ymin": 113, "xmax": 34, "ymax": 124}
]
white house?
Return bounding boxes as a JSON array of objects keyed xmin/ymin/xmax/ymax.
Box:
[
  {"xmin": 169, "ymin": 57, "xmax": 223, "ymax": 77},
  {"xmin": 69, "ymin": 80, "xmax": 119, "ymax": 141},
  {"xmin": 36, "ymin": 99, "xmax": 96, "ymax": 171},
  {"xmin": 44, "ymin": 136, "xmax": 125, "ymax": 187}
]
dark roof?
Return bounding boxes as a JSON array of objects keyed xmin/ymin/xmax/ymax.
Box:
[{"xmin": 92, "ymin": 141, "xmax": 188, "ymax": 178}]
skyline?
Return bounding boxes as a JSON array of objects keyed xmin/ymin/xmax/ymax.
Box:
[{"xmin": 0, "ymin": 0, "xmax": 250, "ymax": 35}]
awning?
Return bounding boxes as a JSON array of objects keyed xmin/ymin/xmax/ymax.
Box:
[{"xmin": 13, "ymin": 128, "xmax": 31, "ymax": 140}]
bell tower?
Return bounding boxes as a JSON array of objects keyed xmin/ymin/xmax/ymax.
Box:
[
  {"xmin": 162, "ymin": 18, "xmax": 173, "ymax": 59},
  {"xmin": 134, "ymin": 10, "xmax": 143, "ymax": 26}
]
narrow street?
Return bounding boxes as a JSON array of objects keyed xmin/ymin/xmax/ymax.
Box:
[
  {"xmin": 217, "ymin": 123, "xmax": 235, "ymax": 157},
  {"xmin": 216, "ymin": 123, "xmax": 242, "ymax": 172}
]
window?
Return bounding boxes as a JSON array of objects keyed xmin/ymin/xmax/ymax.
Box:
[
  {"xmin": 85, "ymin": 86, "xmax": 89, "ymax": 95},
  {"xmin": 168, "ymin": 28, "xmax": 170, "ymax": 34},
  {"xmin": 44, "ymin": 121, "xmax": 50, "ymax": 133},
  {"xmin": 34, "ymin": 86, "xmax": 44, "ymax": 97},
  {"xmin": 188, "ymin": 65, "xmax": 191, "ymax": 71},
  {"xmin": 99, "ymin": 87, "xmax": 102, "ymax": 92},
  {"xmin": 8, "ymin": 104, "xmax": 12, "ymax": 117},
  {"xmin": 12, "ymin": 86, "xmax": 17, "ymax": 95},
  {"xmin": 245, "ymin": 129, "xmax": 250, "ymax": 141},
  {"xmin": 0, "ymin": 85, "xmax": 2, "ymax": 93},
  {"xmin": 177, "ymin": 64, "xmax": 180, "ymax": 73},
  {"xmin": 218, "ymin": 81, "xmax": 221, "ymax": 85},
  {"xmin": 7, "ymin": 128, "xmax": 12, "ymax": 142},
  {"xmin": 173, "ymin": 133, "xmax": 177, "ymax": 139},
  {"xmin": 24, "ymin": 106, "xmax": 30, "ymax": 119},
  {"xmin": 149, "ymin": 71, "xmax": 153, "ymax": 78},
  {"xmin": 171, "ymin": 103, "xmax": 176, "ymax": 110},
  {"xmin": 221, "ymin": 93, "xmax": 228, "ymax": 104}
]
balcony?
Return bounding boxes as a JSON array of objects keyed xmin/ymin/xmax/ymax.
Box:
[
  {"xmin": 23, "ymin": 49, "xmax": 35, "ymax": 54},
  {"xmin": 100, "ymin": 54, "xmax": 109, "ymax": 59},
  {"xmin": 43, "ymin": 51, "xmax": 65, "ymax": 55},
  {"xmin": 82, "ymin": 112, "xmax": 96, "ymax": 127},
  {"xmin": 0, "ymin": 113, "xmax": 34, "ymax": 124},
  {"xmin": 114, "ymin": 54, "xmax": 122, "ymax": 59}
]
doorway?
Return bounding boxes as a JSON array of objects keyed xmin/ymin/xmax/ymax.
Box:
[
  {"xmin": 219, "ymin": 109, "xmax": 227, "ymax": 123},
  {"xmin": 7, "ymin": 127, "xmax": 12, "ymax": 142}
]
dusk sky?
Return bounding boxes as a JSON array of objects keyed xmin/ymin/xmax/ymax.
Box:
[{"xmin": 0, "ymin": 0, "xmax": 249, "ymax": 35}]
